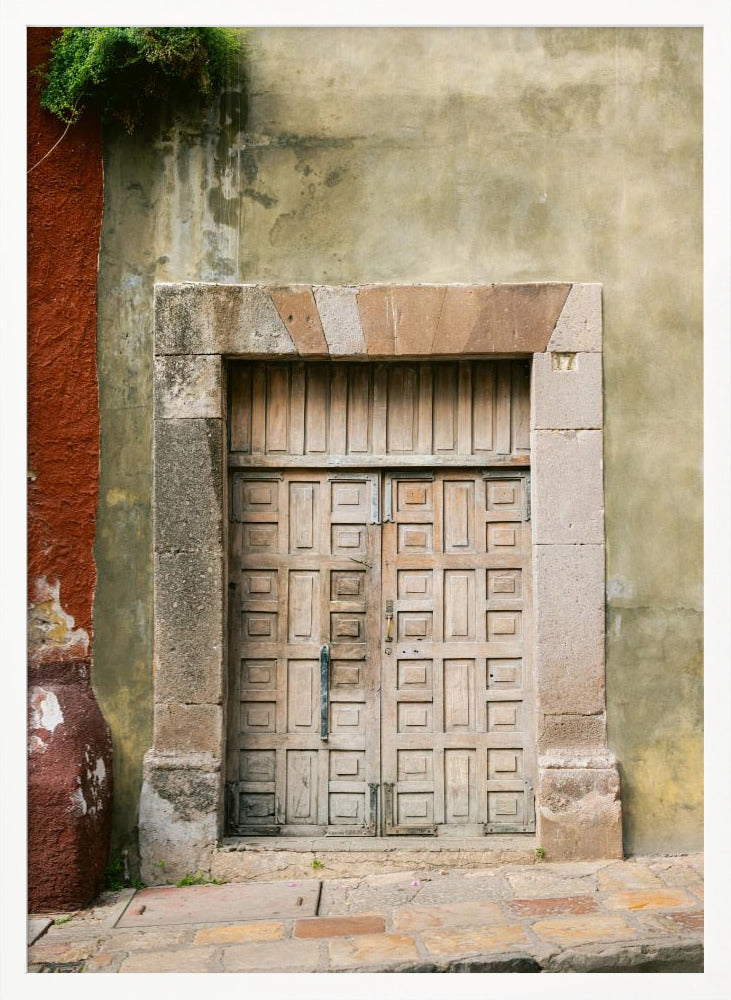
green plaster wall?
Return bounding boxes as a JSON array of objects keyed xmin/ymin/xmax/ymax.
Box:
[{"xmin": 93, "ymin": 27, "xmax": 702, "ymax": 861}]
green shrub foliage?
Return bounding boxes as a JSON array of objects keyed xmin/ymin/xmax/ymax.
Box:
[{"xmin": 39, "ymin": 27, "xmax": 242, "ymax": 132}]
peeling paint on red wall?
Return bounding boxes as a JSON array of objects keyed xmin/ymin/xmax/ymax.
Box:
[{"xmin": 27, "ymin": 27, "xmax": 103, "ymax": 654}]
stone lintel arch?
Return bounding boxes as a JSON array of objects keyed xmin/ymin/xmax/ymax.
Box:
[{"xmin": 140, "ymin": 282, "xmax": 622, "ymax": 880}]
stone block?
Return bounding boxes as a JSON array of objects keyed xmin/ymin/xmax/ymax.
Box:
[
  {"xmin": 421, "ymin": 924, "xmax": 528, "ymax": 957},
  {"xmin": 119, "ymin": 946, "xmax": 216, "ymax": 973},
  {"xmin": 223, "ymin": 939, "xmax": 321, "ymax": 972},
  {"xmin": 105, "ymin": 928, "xmax": 192, "ymax": 952},
  {"xmin": 270, "ymin": 286, "xmax": 328, "ymax": 354},
  {"xmin": 603, "ymin": 889, "xmax": 696, "ymax": 912},
  {"xmin": 328, "ymin": 932, "xmax": 419, "ymax": 970},
  {"xmin": 154, "ymin": 355, "xmax": 222, "ymax": 419},
  {"xmin": 598, "ymin": 862, "xmax": 665, "ymax": 892},
  {"xmin": 154, "ymin": 550, "xmax": 223, "ymax": 704},
  {"xmin": 294, "ymin": 914, "xmax": 385, "ymax": 938},
  {"xmin": 154, "ymin": 418, "xmax": 223, "ymax": 553},
  {"xmin": 392, "ymin": 901, "xmax": 503, "ymax": 932},
  {"xmin": 534, "ymin": 544, "xmax": 605, "ymax": 717},
  {"xmin": 538, "ymin": 714, "xmax": 607, "ymax": 751},
  {"xmin": 313, "ymin": 285, "xmax": 366, "ymax": 355},
  {"xmin": 194, "ymin": 922, "xmax": 284, "ymax": 944},
  {"xmin": 154, "ymin": 283, "xmax": 296, "ymax": 357},
  {"xmin": 28, "ymin": 938, "xmax": 101, "ymax": 964},
  {"xmin": 546, "ymin": 283, "xmax": 602, "ymax": 353},
  {"xmin": 532, "ymin": 430, "xmax": 604, "ymax": 544},
  {"xmin": 507, "ymin": 895, "xmax": 599, "ymax": 917},
  {"xmin": 537, "ymin": 764, "xmax": 623, "ymax": 861},
  {"xmin": 138, "ymin": 752, "xmax": 220, "ymax": 883},
  {"xmin": 531, "ymin": 351, "xmax": 602, "ymax": 430},
  {"xmin": 636, "ymin": 911, "xmax": 703, "ymax": 935},
  {"xmin": 154, "ymin": 703, "xmax": 223, "ymax": 756},
  {"xmin": 545, "ymin": 940, "xmax": 703, "ymax": 973},
  {"xmin": 531, "ymin": 913, "xmax": 634, "ymax": 946}
]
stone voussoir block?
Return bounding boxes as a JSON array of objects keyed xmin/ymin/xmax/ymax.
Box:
[
  {"xmin": 154, "ymin": 417, "xmax": 223, "ymax": 553},
  {"xmin": 534, "ymin": 544, "xmax": 605, "ymax": 716},
  {"xmin": 154, "ymin": 354, "xmax": 222, "ymax": 419},
  {"xmin": 313, "ymin": 285, "xmax": 366, "ymax": 356},
  {"xmin": 537, "ymin": 763, "xmax": 623, "ymax": 861},
  {"xmin": 531, "ymin": 351, "xmax": 603, "ymax": 430},
  {"xmin": 270, "ymin": 286, "xmax": 329, "ymax": 354},
  {"xmin": 532, "ymin": 429, "xmax": 604, "ymax": 544},
  {"xmin": 154, "ymin": 703, "xmax": 223, "ymax": 756},
  {"xmin": 154, "ymin": 549, "xmax": 224, "ymax": 704},
  {"xmin": 546, "ymin": 283, "xmax": 602, "ymax": 353}
]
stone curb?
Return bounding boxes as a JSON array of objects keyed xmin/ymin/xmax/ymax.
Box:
[{"xmin": 325, "ymin": 940, "xmax": 703, "ymax": 974}]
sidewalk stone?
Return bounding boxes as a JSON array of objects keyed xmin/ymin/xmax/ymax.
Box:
[
  {"xmin": 28, "ymin": 938, "xmax": 102, "ymax": 964},
  {"xmin": 222, "ymin": 940, "xmax": 320, "ymax": 972},
  {"xmin": 194, "ymin": 921, "xmax": 284, "ymax": 944},
  {"xmin": 119, "ymin": 946, "xmax": 216, "ymax": 973},
  {"xmin": 507, "ymin": 895, "xmax": 599, "ymax": 917},
  {"xmin": 328, "ymin": 933, "xmax": 419, "ymax": 969},
  {"xmin": 636, "ymin": 911, "xmax": 704, "ymax": 935},
  {"xmin": 598, "ymin": 863, "xmax": 665, "ymax": 891},
  {"xmin": 294, "ymin": 914, "xmax": 384, "ymax": 938},
  {"xmin": 422, "ymin": 924, "xmax": 528, "ymax": 957},
  {"xmin": 393, "ymin": 901, "xmax": 504, "ymax": 931},
  {"xmin": 83, "ymin": 952, "xmax": 118, "ymax": 971},
  {"xmin": 532, "ymin": 914, "xmax": 636, "ymax": 946},
  {"xmin": 28, "ymin": 854, "xmax": 703, "ymax": 975},
  {"xmin": 505, "ymin": 869, "xmax": 599, "ymax": 898},
  {"xmin": 28, "ymin": 917, "xmax": 52, "ymax": 946},
  {"xmin": 105, "ymin": 928, "xmax": 192, "ymax": 951},
  {"xmin": 603, "ymin": 888, "xmax": 696, "ymax": 911}
]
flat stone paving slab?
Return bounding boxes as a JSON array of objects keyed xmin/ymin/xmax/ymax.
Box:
[
  {"xmin": 116, "ymin": 879, "xmax": 321, "ymax": 928},
  {"xmin": 27, "ymin": 917, "xmax": 52, "ymax": 946}
]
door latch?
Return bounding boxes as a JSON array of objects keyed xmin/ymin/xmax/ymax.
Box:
[
  {"xmin": 385, "ymin": 600, "xmax": 394, "ymax": 642},
  {"xmin": 320, "ymin": 644, "xmax": 330, "ymax": 741}
]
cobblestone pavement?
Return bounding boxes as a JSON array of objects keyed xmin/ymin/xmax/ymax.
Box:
[{"xmin": 27, "ymin": 853, "xmax": 703, "ymax": 973}]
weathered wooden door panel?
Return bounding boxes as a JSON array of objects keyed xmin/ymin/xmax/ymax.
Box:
[
  {"xmin": 227, "ymin": 361, "xmax": 535, "ymax": 838},
  {"xmin": 380, "ymin": 470, "xmax": 535, "ymax": 836},
  {"xmin": 229, "ymin": 360, "xmax": 530, "ymax": 467},
  {"xmin": 228, "ymin": 470, "xmax": 381, "ymax": 835}
]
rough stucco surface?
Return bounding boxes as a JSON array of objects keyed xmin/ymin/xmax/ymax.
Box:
[
  {"xmin": 94, "ymin": 27, "xmax": 702, "ymax": 858},
  {"xmin": 27, "ymin": 29, "xmax": 112, "ymax": 908},
  {"xmin": 28, "ymin": 27, "xmax": 102, "ymax": 646}
]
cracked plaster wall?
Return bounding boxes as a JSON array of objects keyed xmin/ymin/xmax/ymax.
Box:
[{"xmin": 93, "ymin": 27, "xmax": 702, "ymax": 860}]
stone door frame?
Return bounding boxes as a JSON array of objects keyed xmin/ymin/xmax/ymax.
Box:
[{"xmin": 140, "ymin": 282, "xmax": 622, "ymax": 881}]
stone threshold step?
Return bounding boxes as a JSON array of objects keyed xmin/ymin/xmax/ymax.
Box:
[{"xmin": 213, "ymin": 835, "xmax": 539, "ymax": 882}]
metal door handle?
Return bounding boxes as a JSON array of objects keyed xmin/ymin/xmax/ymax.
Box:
[
  {"xmin": 320, "ymin": 644, "xmax": 330, "ymax": 741},
  {"xmin": 385, "ymin": 600, "xmax": 394, "ymax": 642}
]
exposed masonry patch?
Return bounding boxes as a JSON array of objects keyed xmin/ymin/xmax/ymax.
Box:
[
  {"xmin": 28, "ymin": 576, "xmax": 89, "ymax": 662},
  {"xmin": 29, "ymin": 688, "xmax": 64, "ymax": 733},
  {"xmin": 140, "ymin": 282, "xmax": 622, "ymax": 879}
]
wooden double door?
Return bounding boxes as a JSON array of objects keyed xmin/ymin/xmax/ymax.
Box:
[{"xmin": 226, "ymin": 467, "xmax": 535, "ymax": 837}]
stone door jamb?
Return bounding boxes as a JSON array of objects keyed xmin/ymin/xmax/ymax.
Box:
[{"xmin": 140, "ymin": 282, "xmax": 622, "ymax": 881}]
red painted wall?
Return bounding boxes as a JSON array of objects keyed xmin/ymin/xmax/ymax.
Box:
[
  {"xmin": 27, "ymin": 27, "xmax": 102, "ymax": 642},
  {"xmin": 27, "ymin": 28, "xmax": 112, "ymax": 911}
]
